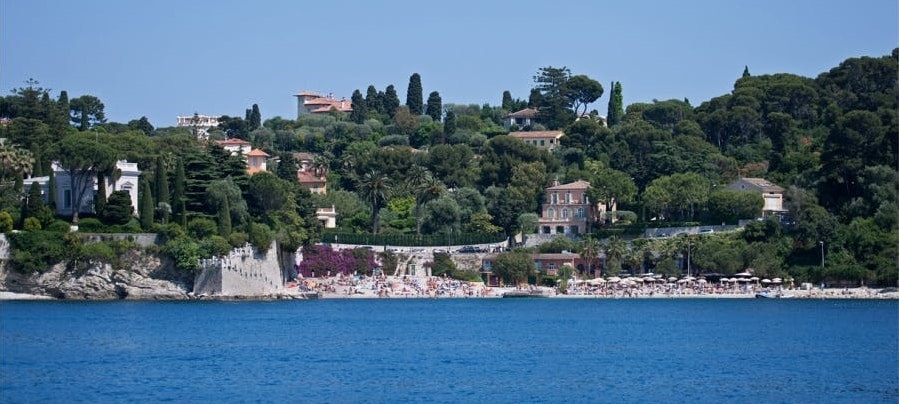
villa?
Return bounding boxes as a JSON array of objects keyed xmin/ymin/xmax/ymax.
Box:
[{"xmin": 294, "ymin": 91, "xmax": 352, "ymax": 118}]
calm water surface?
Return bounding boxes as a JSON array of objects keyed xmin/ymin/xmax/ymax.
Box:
[{"xmin": 1, "ymin": 299, "xmax": 896, "ymax": 403}]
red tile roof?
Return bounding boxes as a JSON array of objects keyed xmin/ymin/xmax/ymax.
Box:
[
  {"xmin": 508, "ymin": 130, "xmax": 565, "ymax": 139},
  {"xmin": 503, "ymin": 108, "xmax": 539, "ymax": 119},
  {"xmin": 247, "ymin": 149, "xmax": 270, "ymax": 157},
  {"xmin": 547, "ymin": 180, "xmax": 591, "ymax": 191}
]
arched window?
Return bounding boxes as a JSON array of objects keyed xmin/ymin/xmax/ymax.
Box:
[{"xmin": 562, "ymin": 208, "xmax": 570, "ymax": 219}]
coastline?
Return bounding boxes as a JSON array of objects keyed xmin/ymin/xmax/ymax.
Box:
[{"xmin": 3, "ymin": 281, "xmax": 897, "ymax": 301}]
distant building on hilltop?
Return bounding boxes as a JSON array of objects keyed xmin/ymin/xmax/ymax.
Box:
[
  {"xmin": 177, "ymin": 114, "xmax": 220, "ymax": 140},
  {"xmin": 502, "ymin": 108, "xmax": 539, "ymax": 130},
  {"xmin": 508, "ymin": 130, "xmax": 565, "ymax": 151},
  {"xmin": 725, "ymin": 178, "xmax": 787, "ymax": 217},
  {"xmin": 294, "ymin": 91, "xmax": 352, "ymax": 118}
]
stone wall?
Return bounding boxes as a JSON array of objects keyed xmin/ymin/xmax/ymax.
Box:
[
  {"xmin": 0, "ymin": 234, "xmax": 8, "ymax": 260},
  {"xmin": 79, "ymin": 233, "xmax": 162, "ymax": 247},
  {"xmin": 194, "ymin": 241, "xmax": 283, "ymax": 297}
]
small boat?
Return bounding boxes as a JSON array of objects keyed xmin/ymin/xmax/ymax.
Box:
[
  {"xmin": 503, "ymin": 290, "xmax": 550, "ymax": 298},
  {"xmin": 755, "ymin": 291, "xmax": 792, "ymax": 299}
]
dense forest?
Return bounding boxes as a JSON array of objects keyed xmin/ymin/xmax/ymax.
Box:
[{"xmin": 0, "ymin": 50, "xmax": 895, "ymax": 286}]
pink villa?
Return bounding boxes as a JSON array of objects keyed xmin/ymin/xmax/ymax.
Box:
[
  {"xmin": 537, "ymin": 179, "xmax": 614, "ymax": 236},
  {"xmin": 508, "ymin": 130, "xmax": 565, "ymax": 151},
  {"xmin": 294, "ymin": 91, "xmax": 352, "ymax": 118}
]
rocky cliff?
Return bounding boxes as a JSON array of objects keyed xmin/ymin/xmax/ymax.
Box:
[{"xmin": 0, "ymin": 249, "xmax": 193, "ymax": 300}]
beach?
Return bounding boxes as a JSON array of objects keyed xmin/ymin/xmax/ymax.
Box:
[{"xmin": 286, "ymin": 274, "xmax": 899, "ymax": 300}]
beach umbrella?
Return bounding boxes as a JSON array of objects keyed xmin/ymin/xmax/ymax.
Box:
[
  {"xmin": 761, "ymin": 279, "xmax": 771, "ymax": 284},
  {"xmin": 750, "ymin": 277, "xmax": 759, "ymax": 281},
  {"xmin": 735, "ymin": 271, "xmax": 752, "ymax": 277},
  {"xmin": 668, "ymin": 277, "xmax": 678, "ymax": 282},
  {"xmin": 772, "ymin": 278, "xmax": 783, "ymax": 284},
  {"xmin": 607, "ymin": 276, "xmax": 621, "ymax": 283}
]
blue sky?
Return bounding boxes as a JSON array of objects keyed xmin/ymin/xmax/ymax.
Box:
[{"xmin": 1, "ymin": 0, "xmax": 896, "ymax": 128}]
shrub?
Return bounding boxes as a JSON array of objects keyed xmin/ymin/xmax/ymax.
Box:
[
  {"xmin": 248, "ymin": 222, "xmax": 274, "ymax": 253},
  {"xmin": 229, "ymin": 231, "xmax": 249, "ymax": 248},
  {"xmin": 77, "ymin": 217, "xmax": 105, "ymax": 232},
  {"xmin": 163, "ymin": 237, "xmax": 200, "ymax": 271},
  {"xmin": 7, "ymin": 230, "xmax": 69, "ymax": 273},
  {"xmin": 187, "ymin": 218, "xmax": 217, "ymax": 239},
  {"xmin": 46, "ymin": 220, "xmax": 72, "ymax": 233},
  {"xmin": 198, "ymin": 235, "xmax": 231, "ymax": 258},
  {"xmin": 0, "ymin": 211, "xmax": 13, "ymax": 233},
  {"xmin": 23, "ymin": 217, "xmax": 41, "ymax": 231},
  {"xmin": 78, "ymin": 242, "xmax": 116, "ymax": 265}
]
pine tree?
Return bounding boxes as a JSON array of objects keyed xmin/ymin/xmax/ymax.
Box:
[
  {"xmin": 406, "ymin": 73, "xmax": 423, "ymax": 115},
  {"xmin": 350, "ymin": 89, "xmax": 367, "ymax": 124},
  {"xmin": 384, "ymin": 85, "xmax": 400, "ymax": 118},
  {"xmin": 172, "ymin": 158, "xmax": 186, "ymax": 227},
  {"xmin": 154, "ymin": 156, "xmax": 170, "ymax": 223},
  {"xmin": 426, "ymin": 91, "xmax": 442, "ymax": 122},
  {"xmin": 606, "ymin": 81, "xmax": 624, "ymax": 127},
  {"xmin": 742, "ymin": 66, "xmax": 751, "ymax": 78},
  {"xmin": 139, "ymin": 175, "xmax": 154, "ymax": 229},
  {"xmin": 218, "ymin": 196, "xmax": 232, "ymax": 238}
]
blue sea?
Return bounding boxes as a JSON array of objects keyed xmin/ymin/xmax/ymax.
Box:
[{"xmin": 1, "ymin": 299, "xmax": 896, "ymax": 403}]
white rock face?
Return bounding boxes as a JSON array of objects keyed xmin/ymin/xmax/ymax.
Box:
[{"xmin": 0, "ymin": 250, "xmax": 191, "ymax": 300}]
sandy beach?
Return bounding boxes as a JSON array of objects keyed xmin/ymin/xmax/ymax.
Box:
[
  {"xmin": 3, "ymin": 277, "xmax": 896, "ymax": 300},
  {"xmin": 288, "ymin": 275, "xmax": 899, "ymax": 300}
]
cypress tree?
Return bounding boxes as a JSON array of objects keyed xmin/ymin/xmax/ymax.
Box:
[
  {"xmin": 350, "ymin": 89, "xmax": 367, "ymax": 124},
  {"xmin": 444, "ymin": 110, "xmax": 456, "ymax": 136},
  {"xmin": 742, "ymin": 66, "xmax": 751, "ymax": 78},
  {"xmin": 502, "ymin": 91, "xmax": 513, "ymax": 110},
  {"xmin": 25, "ymin": 182, "xmax": 43, "ymax": 219},
  {"xmin": 406, "ymin": 73, "xmax": 423, "ymax": 115},
  {"xmin": 139, "ymin": 175, "xmax": 154, "ymax": 229},
  {"xmin": 47, "ymin": 169, "xmax": 56, "ymax": 209},
  {"xmin": 607, "ymin": 81, "xmax": 624, "ymax": 127},
  {"xmin": 365, "ymin": 85, "xmax": 381, "ymax": 117},
  {"xmin": 172, "ymin": 158, "xmax": 186, "ymax": 227},
  {"xmin": 426, "ymin": 91, "xmax": 442, "ymax": 122},
  {"xmin": 218, "ymin": 196, "xmax": 232, "ymax": 238},
  {"xmin": 154, "ymin": 156, "xmax": 170, "ymax": 223},
  {"xmin": 249, "ymin": 104, "xmax": 262, "ymax": 130},
  {"xmin": 95, "ymin": 171, "xmax": 108, "ymax": 217},
  {"xmin": 384, "ymin": 85, "xmax": 400, "ymax": 118}
]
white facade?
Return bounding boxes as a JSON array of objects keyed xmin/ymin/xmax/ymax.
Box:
[
  {"xmin": 27, "ymin": 160, "xmax": 142, "ymax": 218},
  {"xmin": 177, "ymin": 114, "xmax": 221, "ymax": 140}
]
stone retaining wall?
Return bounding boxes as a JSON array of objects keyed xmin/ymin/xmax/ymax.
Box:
[{"xmin": 194, "ymin": 241, "xmax": 283, "ymax": 296}]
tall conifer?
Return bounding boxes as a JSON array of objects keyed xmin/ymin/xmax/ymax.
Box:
[
  {"xmin": 406, "ymin": 73, "xmax": 423, "ymax": 115},
  {"xmin": 172, "ymin": 158, "xmax": 186, "ymax": 227},
  {"xmin": 606, "ymin": 81, "xmax": 624, "ymax": 127},
  {"xmin": 426, "ymin": 91, "xmax": 442, "ymax": 122},
  {"xmin": 139, "ymin": 176, "xmax": 154, "ymax": 229},
  {"xmin": 154, "ymin": 156, "xmax": 170, "ymax": 223},
  {"xmin": 350, "ymin": 89, "xmax": 367, "ymax": 124}
]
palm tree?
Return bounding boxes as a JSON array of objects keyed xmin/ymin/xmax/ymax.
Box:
[
  {"xmin": 414, "ymin": 170, "xmax": 445, "ymax": 236},
  {"xmin": 0, "ymin": 143, "xmax": 33, "ymax": 184},
  {"xmin": 358, "ymin": 170, "xmax": 391, "ymax": 234},
  {"xmin": 311, "ymin": 154, "xmax": 329, "ymax": 177},
  {"xmin": 603, "ymin": 236, "xmax": 627, "ymax": 277},
  {"xmin": 580, "ymin": 235, "xmax": 601, "ymax": 277}
]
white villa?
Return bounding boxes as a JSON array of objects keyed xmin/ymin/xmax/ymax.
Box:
[{"xmin": 24, "ymin": 160, "xmax": 141, "ymax": 218}]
